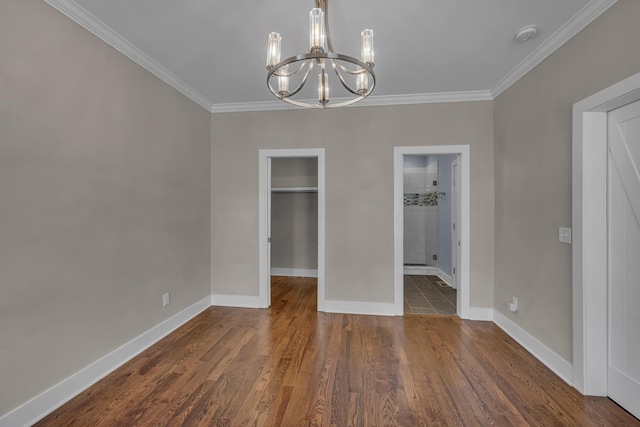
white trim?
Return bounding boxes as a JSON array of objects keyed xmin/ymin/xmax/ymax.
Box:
[
  {"xmin": 357, "ymin": 91, "xmax": 493, "ymax": 106},
  {"xmin": 466, "ymin": 307, "xmax": 494, "ymax": 322},
  {"xmin": 324, "ymin": 300, "xmax": 396, "ymax": 316},
  {"xmin": 451, "ymin": 159, "xmax": 460, "ymax": 291},
  {"xmin": 271, "ymin": 268, "xmax": 318, "ymax": 278},
  {"xmin": 436, "ymin": 270, "xmax": 454, "ymax": 287},
  {"xmin": 491, "ymin": 0, "xmax": 617, "ymax": 98},
  {"xmin": 43, "ymin": 0, "xmax": 214, "ymax": 111},
  {"xmin": 259, "ymin": 149, "xmax": 326, "ymax": 311},
  {"xmin": 0, "ymin": 297, "xmax": 210, "ymax": 427},
  {"xmin": 394, "ymin": 146, "xmax": 471, "ymax": 318},
  {"xmin": 494, "ymin": 311, "xmax": 574, "ymax": 387},
  {"xmin": 403, "ymin": 266, "xmax": 439, "ymax": 275},
  {"xmin": 572, "ymin": 71, "xmax": 640, "ymax": 395},
  {"xmin": 401, "ymin": 268, "xmax": 454, "ymax": 284},
  {"xmin": 210, "ymin": 294, "xmax": 262, "ymax": 308},
  {"xmin": 210, "ymin": 91, "xmax": 492, "ymax": 113}
]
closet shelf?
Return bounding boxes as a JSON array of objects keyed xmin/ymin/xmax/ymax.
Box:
[{"xmin": 271, "ymin": 187, "xmax": 318, "ymax": 193}]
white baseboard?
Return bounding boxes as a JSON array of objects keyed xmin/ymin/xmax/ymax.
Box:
[
  {"xmin": 324, "ymin": 300, "xmax": 396, "ymax": 316},
  {"xmin": 211, "ymin": 294, "xmax": 262, "ymax": 308},
  {"xmin": 493, "ymin": 310, "xmax": 573, "ymax": 386},
  {"xmin": 0, "ymin": 297, "xmax": 211, "ymax": 427},
  {"xmin": 466, "ymin": 307, "xmax": 494, "ymax": 321},
  {"xmin": 436, "ymin": 270, "xmax": 454, "ymax": 287},
  {"xmin": 403, "ymin": 266, "xmax": 439, "ymax": 275},
  {"xmin": 271, "ymin": 268, "xmax": 318, "ymax": 278}
]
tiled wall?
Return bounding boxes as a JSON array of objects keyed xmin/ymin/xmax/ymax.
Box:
[{"xmin": 403, "ymin": 156, "xmax": 439, "ymax": 266}]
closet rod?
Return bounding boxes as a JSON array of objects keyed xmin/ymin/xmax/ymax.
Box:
[{"xmin": 271, "ymin": 187, "xmax": 318, "ymax": 193}]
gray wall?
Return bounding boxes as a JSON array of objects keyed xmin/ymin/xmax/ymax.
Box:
[
  {"xmin": 0, "ymin": 0, "xmax": 211, "ymax": 417},
  {"xmin": 271, "ymin": 157, "xmax": 318, "ymax": 188},
  {"xmin": 271, "ymin": 158, "xmax": 318, "ymax": 272},
  {"xmin": 211, "ymin": 103, "xmax": 495, "ymax": 305},
  {"xmin": 493, "ymin": 0, "xmax": 640, "ymax": 361}
]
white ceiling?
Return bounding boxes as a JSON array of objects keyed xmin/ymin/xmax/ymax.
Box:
[{"xmin": 45, "ymin": 0, "xmax": 616, "ymax": 112}]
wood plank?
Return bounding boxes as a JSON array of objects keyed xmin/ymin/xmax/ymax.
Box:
[{"xmin": 35, "ymin": 277, "xmax": 640, "ymax": 426}]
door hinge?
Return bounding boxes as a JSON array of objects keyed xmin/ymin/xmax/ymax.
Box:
[
  {"xmin": 268, "ymin": 237, "xmax": 271, "ymax": 243},
  {"xmin": 453, "ymin": 267, "xmax": 456, "ymax": 274},
  {"xmin": 453, "ymin": 222, "xmax": 456, "ymax": 230}
]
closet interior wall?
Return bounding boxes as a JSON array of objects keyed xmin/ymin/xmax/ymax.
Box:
[{"xmin": 270, "ymin": 157, "xmax": 318, "ymax": 277}]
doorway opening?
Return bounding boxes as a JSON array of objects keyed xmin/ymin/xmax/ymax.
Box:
[
  {"xmin": 259, "ymin": 149, "xmax": 325, "ymax": 311},
  {"xmin": 401, "ymin": 154, "xmax": 458, "ymax": 315},
  {"xmin": 394, "ymin": 145, "xmax": 471, "ymax": 318}
]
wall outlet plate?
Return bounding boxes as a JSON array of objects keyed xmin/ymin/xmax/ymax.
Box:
[
  {"xmin": 508, "ymin": 296, "xmax": 518, "ymax": 312},
  {"xmin": 162, "ymin": 293, "xmax": 171, "ymax": 307},
  {"xmin": 559, "ymin": 227, "xmax": 572, "ymax": 244}
]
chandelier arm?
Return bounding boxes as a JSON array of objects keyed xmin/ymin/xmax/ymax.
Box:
[
  {"xmin": 330, "ymin": 60, "xmax": 363, "ymax": 97},
  {"xmin": 272, "ymin": 60, "xmax": 309, "ymax": 77},
  {"xmin": 267, "ymin": 59, "xmax": 315, "ymax": 98},
  {"xmin": 284, "ymin": 61, "xmax": 314, "ymax": 97},
  {"xmin": 333, "ymin": 60, "xmax": 370, "ymax": 75}
]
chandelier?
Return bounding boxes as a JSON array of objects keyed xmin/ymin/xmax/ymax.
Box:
[{"xmin": 266, "ymin": 0, "xmax": 375, "ymax": 108}]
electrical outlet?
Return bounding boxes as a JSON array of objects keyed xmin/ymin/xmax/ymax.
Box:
[
  {"xmin": 432, "ymin": 254, "xmax": 438, "ymax": 261},
  {"xmin": 508, "ymin": 297, "xmax": 518, "ymax": 312},
  {"xmin": 163, "ymin": 293, "xmax": 171, "ymax": 307},
  {"xmin": 559, "ymin": 227, "xmax": 572, "ymax": 244}
]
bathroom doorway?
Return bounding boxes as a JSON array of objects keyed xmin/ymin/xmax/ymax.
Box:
[
  {"xmin": 393, "ymin": 145, "xmax": 471, "ymax": 318},
  {"xmin": 402, "ymin": 154, "xmax": 457, "ymax": 315}
]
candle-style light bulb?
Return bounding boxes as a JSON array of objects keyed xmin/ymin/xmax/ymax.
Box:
[
  {"xmin": 278, "ymin": 64, "xmax": 290, "ymax": 97},
  {"xmin": 356, "ymin": 71, "xmax": 369, "ymax": 94},
  {"xmin": 318, "ymin": 71, "xmax": 329, "ymax": 104},
  {"xmin": 309, "ymin": 8, "xmax": 326, "ymax": 51},
  {"xmin": 266, "ymin": 32, "xmax": 281, "ymax": 68},
  {"xmin": 361, "ymin": 29, "xmax": 374, "ymax": 65}
]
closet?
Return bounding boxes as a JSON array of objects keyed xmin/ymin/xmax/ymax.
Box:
[{"xmin": 270, "ymin": 157, "xmax": 318, "ymax": 278}]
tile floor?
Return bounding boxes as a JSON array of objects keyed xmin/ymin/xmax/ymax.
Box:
[{"xmin": 404, "ymin": 275, "xmax": 457, "ymax": 315}]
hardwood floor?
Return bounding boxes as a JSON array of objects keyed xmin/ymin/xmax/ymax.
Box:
[{"xmin": 37, "ymin": 276, "xmax": 638, "ymax": 426}]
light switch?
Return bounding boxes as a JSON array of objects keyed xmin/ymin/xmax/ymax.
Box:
[{"xmin": 559, "ymin": 227, "xmax": 572, "ymax": 244}]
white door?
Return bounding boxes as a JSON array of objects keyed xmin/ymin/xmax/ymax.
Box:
[
  {"xmin": 607, "ymin": 100, "xmax": 640, "ymax": 419},
  {"xmin": 450, "ymin": 159, "xmax": 460, "ymax": 290}
]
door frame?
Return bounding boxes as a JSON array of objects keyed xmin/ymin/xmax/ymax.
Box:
[
  {"xmin": 259, "ymin": 148, "xmax": 326, "ymax": 310},
  {"xmin": 394, "ymin": 145, "xmax": 471, "ymax": 317},
  {"xmin": 451, "ymin": 159, "xmax": 460, "ymax": 290},
  {"xmin": 572, "ymin": 71, "xmax": 640, "ymax": 395}
]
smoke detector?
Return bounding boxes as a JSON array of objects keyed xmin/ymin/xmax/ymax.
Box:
[{"xmin": 515, "ymin": 25, "xmax": 538, "ymax": 42}]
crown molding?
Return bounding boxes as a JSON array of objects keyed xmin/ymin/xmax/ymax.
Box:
[
  {"xmin": 43, "ymin": 0, "xmax": 215, "ymax": 111},
  {"xmin": 209, "ymin": 90, "xmax": 493, "ymax": 113},
  {"xmin": 490, "ymin": 0, "xmax": 617, "ymax": 99},
  {"xmin": 359, "ymin": 90, "xmax": 493, "ymax": 107}
]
